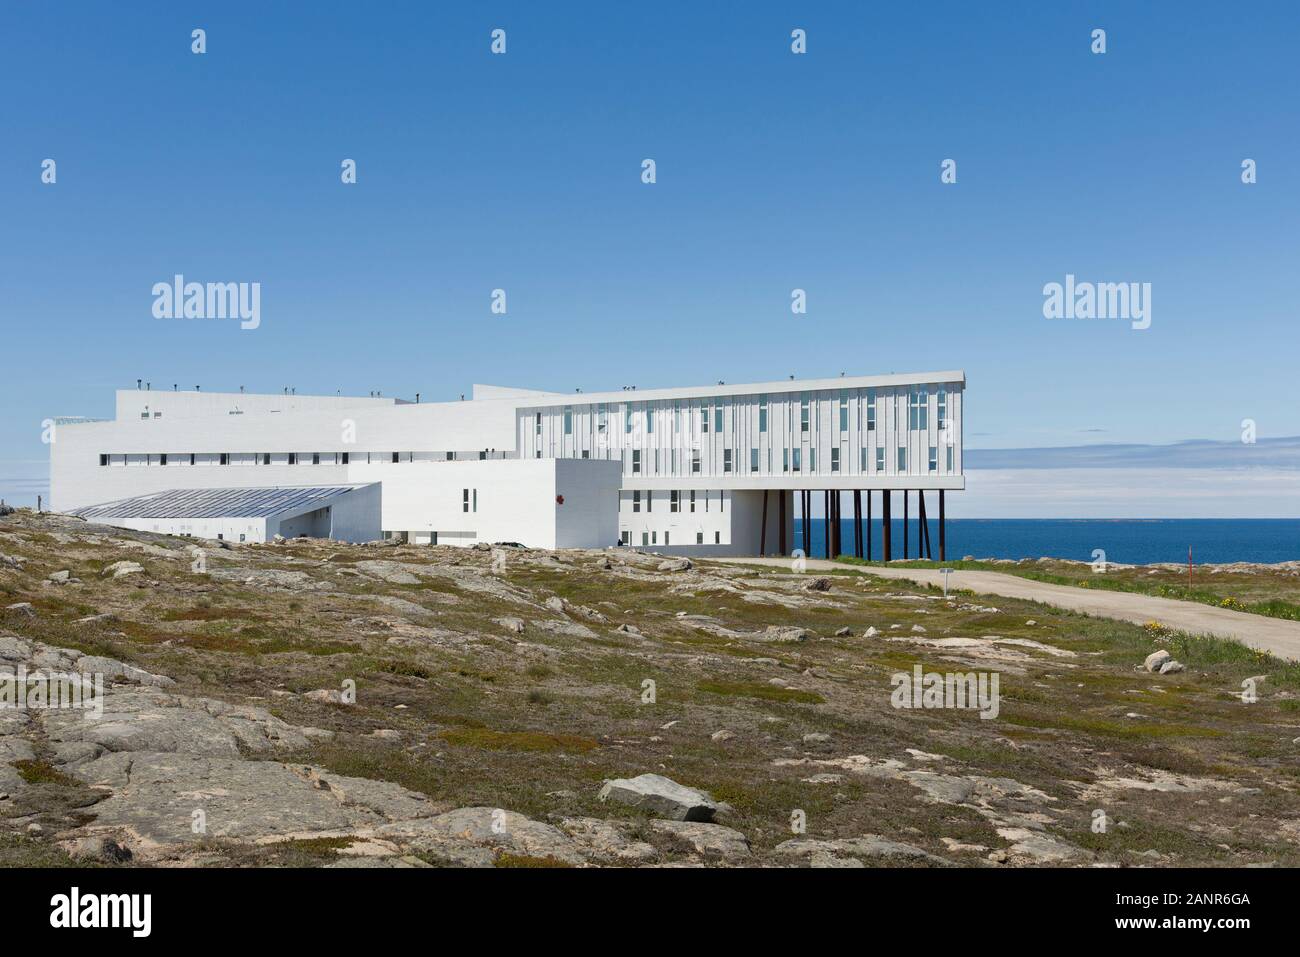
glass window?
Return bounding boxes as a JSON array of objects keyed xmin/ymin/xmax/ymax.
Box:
[
  {"xmin": 690, "ymin": 490, "xmax": 696, "ymax": 512},
  {"xmin": 714, "ymin": 406, "xmax": 723, "ymax": 433},
  {"xmin": 793, "ymin": 448, "xmax": 802, "ymax": 472},
  {"xmin": 839, "ymin": 390, "xmax": 848, "ymax": 432},
  {"xmin": 700, "ymin": 404, "xmax": 708, "ymax": 433},
  {"xmin": 626, "ymin": 405, "xmax": 633, "ymax": 434},
  {"xmin": 670, "ymin": 490, "xmax": 679, "ymax": 512},
  {"xmin": 783, "ymin": 448, "xmax": 790, "ymax": 472},
  {"xmin": 632, "ymin": 450, "xmax": 641, "ymax": 474},
  {"xmin": 750, "ymin": 448, "xmax": 759, "ymax": 472},
  {"xmin": 867, "ymin": 389, "xmax": 876, "ymax": 431},
  {"xmin": 800, "ymin": 393, "xmax": 810, "ymax": 433},
  {"xmin": 831, "ymin": 447, "xmax": 840, "ymax": 472},
  {"xmin": 724, "ymin": 449, "xmax": 733, "ymax": 473},
  {"xmin": 947, "ymin": 445, "xmax": 954, "ymax": 471},
  {"xmin": 937, "ymin": 387, "xmax": 947, "ymax": 430},
  {"xmin": 759, "ymin": 395, "xmax": 768, "ymax": 433},
  {"xmin": 633, "ymin": 491, "xmax": 641, "ymax": 512},
  {"xmin": 692, "ymin": 450, "xmax": 700, "ymax": 474},
  {"xmin": 646, "ymin": 405, "xmax": 653, "ymax": 433},
  {"xmin": 598, "ymin": 403, "xmax": 607, "ymax": 433},
  {"xmin": 897, "ymin": 447, "xmax": 907, "ymax": 472},
  {"xmin": 563, "ymin": 407, "xmax": 572, "ymax": 435},
  {"xmin": 463, "ymin": 489, "xmax": 470, "ymax": 513},
  {"xmin": 910, "ymin": 387, "xmax": 928, "ymax": 430},
  {"xmin": 928, "ymin": 447, "xmax": 937, "ymax": 473},
  {"xmin": 876, "ymin": 446, "xmax": 885, "ymax": 471}
]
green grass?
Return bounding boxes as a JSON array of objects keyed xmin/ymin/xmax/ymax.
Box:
[
  {"xmin": 697, "ymin": 680, "xmax": 825, "ymax": 705},
  {"xmin": 439, "ymin": 727, "xmax": 599, "ymax": 753}
]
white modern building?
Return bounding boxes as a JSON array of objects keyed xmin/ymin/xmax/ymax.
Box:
[{"xmin": 50, "ymin": 372, "xmax": 964, "ymax": 557}]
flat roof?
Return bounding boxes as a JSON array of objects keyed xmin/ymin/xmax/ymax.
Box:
[
  {"xmin": 70, "ymin": 485, "xmax": 369, "ymax": 520},
  {"xmin": 509, "ymin": 370, "xmax": 966, "ymax": 409}
]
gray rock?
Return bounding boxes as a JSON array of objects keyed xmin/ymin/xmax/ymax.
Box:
[
  {"xmin": 4, "ymin": 602, "xmax": 35, "ymax": 618},
  {"xmin": 560, "ymin": 817, "xmax": 658, "ymax": 862},
  {"xmin": 863, "ymin": 626, "xmax": 880, "ymax": 637},
  {"xmin": 378, "ymin": 807, "xmax": 585, "ymax": 867},
  {"xmin": 47, "ymin": 570, "xmax": 71, "ymax": 584},
  {"xmin": 1159, "ymin": 659, "xmax": 1185, "ymax": 675},
  {"xmin": 710, "ymin": 730, "xmax": 735, "ymax": 743},
  {"xmin": 71, "ymin": 836, "xmax": 133, "ymax": 864},
  {"xmin": 649, "ymin": 820, "xmax": 750, "ymax": 859},
  {"xmin": 495, "ymin": 616, "xmax": 526, "ymax": 634},
  {"xmin": 102, "ymin": 560, "xmax": 144, "ymax": 579},
  {"xmin": 598, "ymin": 773, "xmax": 718, "ymax": 822},
  {"xmin": 834, "ymin": 627, "xmax": 852, "ymax": 637},
  {"xmin": 1144, "ymin": 650, "xmax": 1172, "ymax": 673},
  {"xmin": 803, "ymin": 577, "xmax": 832, "ymax": 592},
  {"xmin": 657, "ymin": 558, "xmax": 693, "ymax": 572},
  {"xmin": 775, "ymin": 835, "xmax": 947, "ymax": 866}
]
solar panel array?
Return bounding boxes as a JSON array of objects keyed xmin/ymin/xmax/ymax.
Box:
[{"xmin": 71, "ymin": 486, "xmax": 362, "ymax": 520}]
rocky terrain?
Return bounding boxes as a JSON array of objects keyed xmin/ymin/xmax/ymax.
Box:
[{"xmin": 2, "ymin": 508, "xmax": 1299, "ymax": 868}]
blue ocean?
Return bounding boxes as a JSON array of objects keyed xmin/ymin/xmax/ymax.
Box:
[{"xmin": 792, "ymin": 518, "xmax": 1300, "ymax": 565}]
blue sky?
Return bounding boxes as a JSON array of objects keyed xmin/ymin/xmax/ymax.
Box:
[{"xmin": 2, "ymin": 1, "xmax": 1297, "ymax": 510}]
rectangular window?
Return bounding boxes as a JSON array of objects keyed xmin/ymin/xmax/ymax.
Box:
[
  {"xmin": 724, "ymin": 449, "xmax": 733, "ymax": 473},
  {"xmin": 632, "ymin": 450, "xmax": 641, "ymax": 474},
  {"xmin": 646, "ymin": 405, "xmax": 653, "ymax": 433},
  {"xmin": 793, "ymin": 449, "xmax": 802, "ymax": 472},
  {"xmin": 219, "ymin": 453, "xmax": 229, "ymax": 465},
  {"xmin": 947, "ymin": 445, "xmax": 954, "ymax": 471},
  {"xmin": 700, "ymin": 405, "xmax": 708, "ymax": 433},
  {"xmin": 312, "ymin": 453, "xmax": 320, "ymax": 465},
  {"xmin": 99, "ymin": 454, "xmax": 108, "ymax": 466},
  {"xmin": 633, "ymin": 491, "xmax": 641, "ymax": 513},
  {"xmin": 446, "ymin": 451, "xmax": 454, "ymax": 461},
  {"xmin": 810, "ymin": 448, "xmax": 816, "ymax": 471},
  {"xmin": 392, "ymin": 452, "xmax": 399, "ymax": 463},
  {"xmin": 831, "ymin": 447, "xmax": 840, "ymax": 472},
  {"xmin": 800, "ymin": 393, "xmax": 810, "ymax": 433},
  {"xmin": 646, "ymin": 491, "xmax": 652, "ymax": 512},
  {"xmin": 759, "ymin": 395, "xmax": 768, "ymax": 433},
  {"xmin": 642, "ymin": 532, "xmax": 649, "ymax": 546},
  {"xmin": 689, "ymin": 490, "xmax": 696, "ymax": 512},
  {"xmin": 714, "ymin": 406, "xmax": 723, "ymax": 433},
  {"xmin": 563, "ymin": 407, "xmax": 572, "ymax": 435},
  {"xmin": 159, "ymin": 454, "xmax": 168, "ymax": 466},
  {"xmin": 598, "ymin": 404, "xmax": 607, "ymax": 433},
  {"xmin": 898, "ymin": 447, "xmax": 907, "ymax": 471},
  {"xmin": 750, "ymin": 448, "xmax": 759, "ymax": 473},
  {"xmin": 463, "ymin": 489, "xmax": 470, "ymax": 513},
  {"xmin": 876, "ymin": 446, "xmax": 885, "ymax": 471},
  {"xmin": 928, "ymin": 446, "xmax": 938, "ymax": 473},
  {"xmin": 341, "ymin": 452, "xmax": 349, "ymax": 465},
  {"xmin": 696, "ymin": 532, "xmax": 704, "ymax": 544},
  {"xmin": 626, "ymin": 405, "xmax": 634, "ymax": 434},
  {"xmin": 479, "ymin": 451, "xmax": 487, "ymax": 460},
  {"xmin": 937, "ymin": 387, "xmax": 948, "ymax": 431},
  {"xmin": 910, "ymin": 387, "xmax": 928, "ymax": 430},
  {"xmin": 783, "ymin": 448, "xmax": 789, "ymax": 472},
  {"xmin": 190, "ymin": 453, "xmax": 196, "ymax": 465},
  {"xmin": 691, "ymin": 450, "xmax": 700, "ymax": 474},
  {"xmin": 652, "ymin": 531, "xmax": 657, "ymax": 545},
  {"xmin": 535, "ymin": 412, "xmax": 541, "ymax": 436},
  {"xmin": 867, "ymin": 389, "xmax": 876, "ymax": 431},
  {"xmin": 715, "ymin": 531, "xmax": 721, "ymax": 545},
  {"xmin": 670, "ymin": 490, "xmax": 679, "ymax": 512},
  {"xmin": 664, "ymin": 532, "xmax": 669, "ymax": 546},
  {"xmin": 861, "ymin": 447, "xmax": 867, "ymax": 472},
  {"xmin": 621, "ymin": 531, "xmax": 630, "ymax": 545},
  {"xmin": 839, "ymin": 390, "xmax": 849, "ymax": 432},
  {"xmin": 473, "ymin": 489, "xmax": 478, "ymax": 512}
]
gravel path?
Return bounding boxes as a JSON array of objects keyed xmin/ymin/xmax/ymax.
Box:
[{"xmin": 721, "ymin": 558, "xmax": 1300, "ymax": 662}]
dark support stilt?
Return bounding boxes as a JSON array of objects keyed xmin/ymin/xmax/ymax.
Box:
[
  {"xmin": 866, "ymin": 491, "xmax": 872, "ymax": 562},
  {"xmin": 882, "ymin": 490, "xmax": 892, "ymax": 561},
  {"xmin": 760, "ymin": 490, "xmax": 769, "ymax": 556},
  {"xmin": 903, "ymin": 491, "xmax": 909, "ymax": 559},
  {"xmin": 779, "ymin": 490, "xmax": 787, "ymax": 556},
  {"xmin": 919, "ymin": 490, "xmax": 930, "ymax": 560},
  {"xmin": 853, "ymin": 490, "xmax": 862, "ymax": 558},
  {"xmin": 939, "ymin": 490, "xmax": 946, "ymax": 561}
]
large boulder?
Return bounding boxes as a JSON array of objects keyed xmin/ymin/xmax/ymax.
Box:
[
  {"xmin": 598, "ymin": 773, "xmax": 718, "ymax": 822},
  {"xmin": 1143, "ymin": 650, "xmax": 1172, "ymax": 673}
]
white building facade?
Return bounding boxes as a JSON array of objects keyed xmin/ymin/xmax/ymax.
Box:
[{"xmin": 50, "ymin": 372, "xmax": 964, "ymax": 557}]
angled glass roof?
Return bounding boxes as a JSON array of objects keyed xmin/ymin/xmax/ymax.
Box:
[{"xmin": 70, "ymin": 486, "xmax": 367, "ymax": 520}]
